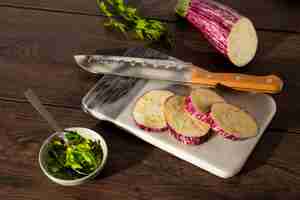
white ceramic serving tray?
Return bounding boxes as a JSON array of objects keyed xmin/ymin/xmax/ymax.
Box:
[{"xmin": 81, "ymin": 48, "xmax": 276, "ymax": 178}]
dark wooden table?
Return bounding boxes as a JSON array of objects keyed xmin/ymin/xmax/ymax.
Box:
[{"xmin": 1, "ymin": 0, "xmax": 300, "ymax": 199}]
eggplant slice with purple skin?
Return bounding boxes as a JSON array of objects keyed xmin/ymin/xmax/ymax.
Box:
[
  {"xmin": 185, "ymin": 88, "xmax": 225, "ymax": 124},
  {"xmin": 133, "ymin": 90, "xmax": 174, "ymax": 132},
  {"xmin": 209, "ymin": 103, "xmax": 258, "ymax": 140},
  {"xmin": 164, "ymin": 95, "xmax": 210, "ymax": 145}
]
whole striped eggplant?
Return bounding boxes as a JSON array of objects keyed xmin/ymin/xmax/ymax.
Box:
[{"xmin": 175, "ymin": 0, "xmax": 258, "ymax": 67}]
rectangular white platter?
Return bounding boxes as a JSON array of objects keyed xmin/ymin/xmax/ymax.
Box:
[{"xmin": 81, "ymin": 48, "xmax": 276, "ymax": 178}]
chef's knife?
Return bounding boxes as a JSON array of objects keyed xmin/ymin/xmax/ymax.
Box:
[{"xmin": 74, "ymin": 55, "xmax": 283, "ymax": 94}]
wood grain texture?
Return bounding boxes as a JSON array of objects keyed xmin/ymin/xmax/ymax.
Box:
[
  {"xmin": 0, "ymin": 100, "xmax": 299, "ymax": 200},
  {"xmin": 218, "ymin": 0, "xmax": 300, "ymax": 32},
  {"xmin": 0, "ymin": 7, "xmax": 300, "ymax": 130},
  {"xmin": 0, "ymin": 0, "xmax": 178, "ymax": 21},
  {"xmin": 0, "ymin": 7, "xmax": 144, "ymax": 65},
  {"xmin": 0, "ymin": 1, "xmax": 300, "ymax": 199},
  {"xmin": 1, "ymin": 0, "xmax": 300, "ymax": 32}
]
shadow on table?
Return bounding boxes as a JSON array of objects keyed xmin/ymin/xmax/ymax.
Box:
[
  {"xmin": 92, "ymin": 121, "xmax": 153, "ymax": 179},
  {"xmin": 240, "ymin": 130, "xmax": 284, "ymax": 175}
]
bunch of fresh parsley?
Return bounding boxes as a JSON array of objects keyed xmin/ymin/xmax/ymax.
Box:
[
  {"xmin": 46, "ymin": 131, "xmax": 102, "ymax": 179},
  {"xmin": 97, "ymin": 0, "xmax": 169, "ymax": 42}
]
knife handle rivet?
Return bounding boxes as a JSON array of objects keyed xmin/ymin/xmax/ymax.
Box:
[
  {"xmin": 207, "ymin": 74, "xmax": 212, "ymax": 78},
  {"xmin": 266, "ymin": 78, "xmax": 273, "ymax": 83},
  {"xmin": 235, "ymin": 75, "xmax": 241, "ymax": 80}
]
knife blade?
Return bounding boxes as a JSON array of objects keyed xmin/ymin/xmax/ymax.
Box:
[{"xmin": 74, "ymin": 55, "xmax": 283, "ymax": 94}]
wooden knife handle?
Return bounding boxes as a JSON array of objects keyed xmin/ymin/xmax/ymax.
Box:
[{"xmin": 191, "ymin": 68, "xmax": 284, "ymax": 94}]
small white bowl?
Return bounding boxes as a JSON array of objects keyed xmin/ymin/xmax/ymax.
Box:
[{"xmin": 39, "ymin": 127, "xmax": 108, "ymax": 186}]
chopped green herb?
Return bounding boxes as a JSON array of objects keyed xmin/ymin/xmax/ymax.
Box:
[
  {"xmin": 45, "ymin": 131, "xmax": 102, "ymax": 179},
  {"xmin": 97, "ymin": 0, "xmax": 171, "ymax": 44}
]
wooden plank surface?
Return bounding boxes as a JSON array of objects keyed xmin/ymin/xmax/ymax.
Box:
[
  {"xmin": 0, "ymin": 0, "xmax": 300, "ymax": 199},
  {"xmin": 0, "ymin": 7, "xmax": 299, "ymax": 130},
  {"xmin": 0, "ymin": 0, "xmax": 178, "ymax": 21},
  {"xmin": 1, "ymin": 0, "xmax": 300, "ymax": 32},
  {"xmin": 0, "ymin": 100, "xmax": 299, "ymax": 200}
]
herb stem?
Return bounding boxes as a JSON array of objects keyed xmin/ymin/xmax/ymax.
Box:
[{"xmin": 97, "ymin": 0, "xmax": 169, "ymax": 42}]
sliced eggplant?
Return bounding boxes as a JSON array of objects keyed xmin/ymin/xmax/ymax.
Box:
[
  {"xmin": 164, "ymin": 95, "xmax": 210, "ymax": 145},
  {"xmin": 185, "ymin": 88, "xmax": 225, "ymax": 123},
  {"xmin": 210, "ymin": 103, "xmax": 258, "ymax": 140},
  {"xmin": 133, "ymin": 90, "xmax": 174, "ymax": 132}
]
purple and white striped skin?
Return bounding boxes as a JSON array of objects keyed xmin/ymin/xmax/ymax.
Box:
[
  {"xmin": 168, "ymin": 123, "xmax": 209, "ymax": 145},
  {"xmin": 185, "ymin": 97, "xmax": 238, "ymax": 140},
  {"xmin": 186, "ymin": 0, "xmax": 239, "ymax": 57},
  {"xmin": 209, "ymin": 103, "xmax": 258, "ymax": 140},
  {"xmin": 134, "ymin": 119, "xmax": 168, "ymax": 132},
  {"xmin": 208, "ymin": 113, "xmax": 239, "ymax": 140},
  {"xmin": 164, "ymin": 96, "xmax": 211, "ymax": 145},
  {"xmin": 184, "ymin": 88, "xmax": 225, "ymax": 124},
  {"xmin": 175, "ymin": 0, "xmax": 258, "ymax": 67},
  {"xmin": 184, "ymin": 95, "xmax": 211, "ymax": 124}
]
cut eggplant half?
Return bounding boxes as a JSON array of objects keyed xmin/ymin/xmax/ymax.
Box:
[
  {"xmin": 164, "ymin": 95, "xmax": 210, "ymax": 145},
  {"xmin": 185, "ymin": 88, "xmax": 225, "ymax": 123},
  {"xmin": 133, "ymin": 90, "xmax": 174, "ymax": 132},
  {"xmin": 210, "ymin": 103, "xmax": 258, "ymax": 140},
  {"xmin": 175, "ymin": 0, "xmax": 258, "ymax": 67}
]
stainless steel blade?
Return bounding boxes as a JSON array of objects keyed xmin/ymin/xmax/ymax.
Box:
[{"xmin": 74, "ymin": 55, "xmax": 199, "ymax": 84}]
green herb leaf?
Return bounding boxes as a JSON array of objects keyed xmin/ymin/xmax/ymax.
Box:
[
  {"xmin": 97, "ymin": 0, "xmax": 170, "ymax": 44},
  {"xmin": 65, "ymin": 131, "xmax": 83, "ymax": 143},
  {"xmin": 98, "ymin": 1, "xmax": 113, "ymax": 17},
  {"xmin": 45, "ymin": 131, "xmax": 102, "ymax": 179},
  {"xmin": 104, "ymin": 19, "xmax": 127, "ymax": 34}
]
